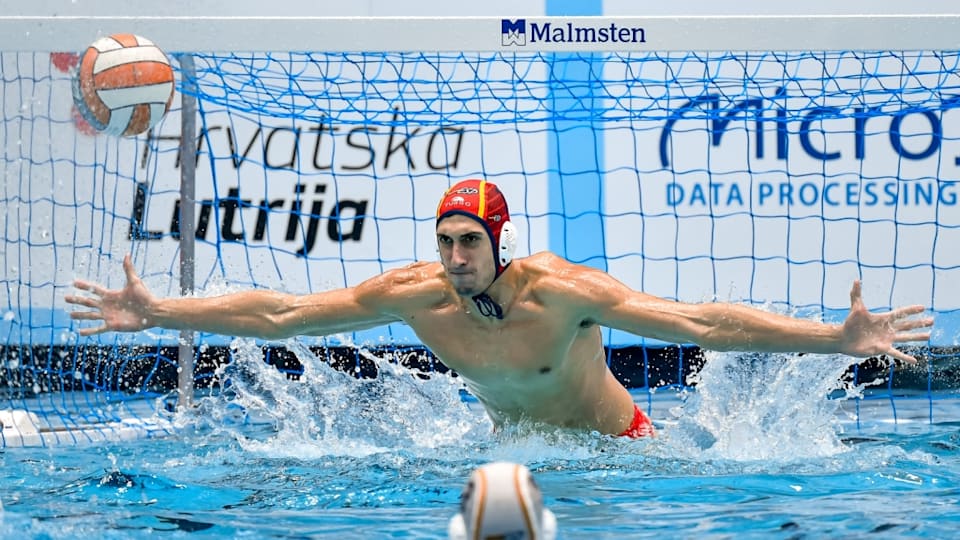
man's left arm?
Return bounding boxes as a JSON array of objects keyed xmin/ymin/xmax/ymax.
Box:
[{"xmin": 566, "ymin": 266, "xmax": 933, "ymax": 363}]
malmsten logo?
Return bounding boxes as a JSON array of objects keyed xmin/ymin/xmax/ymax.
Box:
[{"xmin": 501, "ymin": 18, "xmax": 646, "ymax": 46}]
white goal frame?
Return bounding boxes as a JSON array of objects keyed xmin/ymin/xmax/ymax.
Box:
[{"xmin": 2, "ymin": 14, "xmax": 960, "ymax": 53}]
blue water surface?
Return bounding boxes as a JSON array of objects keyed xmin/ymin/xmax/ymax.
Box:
[{"xmin": 2, "ymin": 346, "xmax": 959, "ymax": 539}]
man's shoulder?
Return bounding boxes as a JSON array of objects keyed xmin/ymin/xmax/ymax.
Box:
[
  {"xmin": 513, "ymin": 252, "xmax": 594, "ymax": 292},
  {"xmin": 516, "ymin": 251, "xmax": 581, "ymax": 276},
  {"xmin": 512, "ymin": 252, "xmax": 608, "ymax": 315},
  {"xmin": 379, "ymin": 261, "xmax": 446, "ymax": 289},
  {"xmin": 515, "ymin": 252, "xmax": 625, "ymax": 295},
  {"xmin": 356, "ymin": 261, "xmax": 450, "ymax": 312},
  {"xmin": 517, "ymin": 251, "xmax": 569, "ymax": 270}
]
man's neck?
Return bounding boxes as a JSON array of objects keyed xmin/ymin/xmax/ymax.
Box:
[{"xmin": 464, "ymin": 267, "xmax": 514, "ymax": 320}]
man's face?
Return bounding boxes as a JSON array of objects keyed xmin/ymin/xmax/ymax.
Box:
[{"xmin": 436, "ymin": 215, "xmax": 496, "ymax": 296}]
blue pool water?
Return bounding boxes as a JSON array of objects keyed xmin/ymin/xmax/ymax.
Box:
[{"xmin": 2, "ymin": 344, "xmax": 959, "ymax": 538}]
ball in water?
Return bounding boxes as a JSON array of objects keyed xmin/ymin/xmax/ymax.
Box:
[
  {"xmin": 448, "ymin": 461, "xmax": 557, "ymax": 540},
  {"xmin": 72, "ymin": 33, "xmax": 175, "ymax": 137}
]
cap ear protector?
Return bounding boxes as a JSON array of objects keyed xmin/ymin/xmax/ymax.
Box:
[{"xmin": 498, "ymin": 220, "xmax": 517, "ymax": 268}]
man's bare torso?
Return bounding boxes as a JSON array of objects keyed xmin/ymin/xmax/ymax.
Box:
[{"xmin": 380, "ymin": 254, "xmax": 636, "ymax": 435}]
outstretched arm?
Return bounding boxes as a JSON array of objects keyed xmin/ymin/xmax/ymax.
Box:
[
  {"xmin": 66, "ymin": 254, "xmax": 402, "ymax": 339},
  {"xmin": 567, "ymin": 265, "xmax": 933, "ymax": 363}
]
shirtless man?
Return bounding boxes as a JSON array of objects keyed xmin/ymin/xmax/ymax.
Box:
[{"xmin": 65, "ymin": 179, "xmax": 934, "ymax": 438}]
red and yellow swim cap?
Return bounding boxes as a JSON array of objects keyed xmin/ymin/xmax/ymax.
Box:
[{"xmin": 436, "ymin": 179, "xmax": 517, "ymax": 277}]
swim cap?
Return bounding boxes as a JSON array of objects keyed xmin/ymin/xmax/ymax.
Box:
[
  {"xmin": 448, "ymin": 462, "xmax": 557, "ymax": 540},
  {"xmin": 436, "ymin": 179, "xmax": 517, "ymax": 278}
]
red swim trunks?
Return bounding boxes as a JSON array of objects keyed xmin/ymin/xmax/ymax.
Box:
[{"xmin": 618, "ymin": 404, "xmax": 656, "ymax": 438}]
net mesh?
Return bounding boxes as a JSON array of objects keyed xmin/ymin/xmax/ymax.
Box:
[{"xmin": 1, "ymin": 48, "xmax": 958, "ymax": 446}]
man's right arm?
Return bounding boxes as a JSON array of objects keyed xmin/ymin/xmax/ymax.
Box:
[
  {"xmin": 148, "ymin": 286, "xmax": 401, "ymax": 339},
  {"xmin": 66, "ymin": 254, "xmax": 404, "ymax": 339}
]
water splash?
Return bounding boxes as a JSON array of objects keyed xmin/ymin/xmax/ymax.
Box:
[
  {"xmin": 167, "ymin": 307, "xmax": 915, "ymax": 474},
  {"xmin": 662, "ymin": 351, "xmax": 860, "ymax": 462},
  {"xmin": 182, "ymin": 336, "xmax": 487, "ymax": 458}
]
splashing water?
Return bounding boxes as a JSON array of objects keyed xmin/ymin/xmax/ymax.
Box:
[
  {"xmin": 662, "ymin": 351, "xmax": 862, "ymax": 462},
  {"xmin": 181, "ymin": 336, "xmax": 487, "ymax": 458},
  {"xmin": 173, "ymin": 323, "xmax": 896, "ymax": 470}
]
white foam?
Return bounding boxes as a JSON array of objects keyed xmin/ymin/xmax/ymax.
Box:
[{"xmin": 663, "ymin": 350, "xmax": 856, "ymax": 462}]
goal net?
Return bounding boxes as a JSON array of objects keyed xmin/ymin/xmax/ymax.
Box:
[{"xmin": 2, "ymin": 15, "xmax": 958, "ymax": 446}]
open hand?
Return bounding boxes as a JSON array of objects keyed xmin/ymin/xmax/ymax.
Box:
[
  {"xmin": 840, "ymin": 281, "xmax": 933, "ymax": 363},
  {"xmin": 64, "ymin": 254, "xmax": 157, "ymax": 336}
]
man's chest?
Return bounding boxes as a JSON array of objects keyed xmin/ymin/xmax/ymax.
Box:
[{"xmin": 406, "ymin": 309, "xmax": 585, "ymax": 376}]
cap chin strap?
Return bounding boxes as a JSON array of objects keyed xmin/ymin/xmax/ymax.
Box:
[
  {"xmin": 472, "ymin": 292, "xmax": 503, "ymax": 319},
  {"xmin": 463, "ymin": 220, "xmax": 516, "ymax": 320},
  {"xmin": 474, "ymin": 221, "xmax": 516, "ymax": 320}
]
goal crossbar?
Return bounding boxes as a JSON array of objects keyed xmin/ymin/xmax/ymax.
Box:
[{"xmin": 3, "ymin": 15, "xmax": 960, "ymax": 52}]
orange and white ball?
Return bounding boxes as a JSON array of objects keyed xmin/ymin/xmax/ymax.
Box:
[
  {"xmin": 448, "ymin": 462, "xmax": 557, "ymax": 540},
  {"xmin": 72, "ymin": 33, "xmax": 175, "ymax": 137}
]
